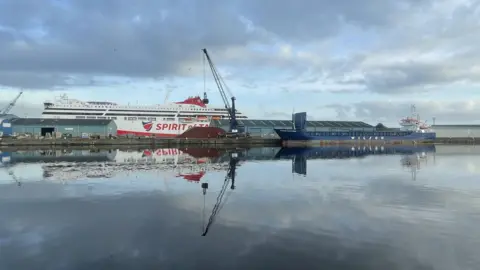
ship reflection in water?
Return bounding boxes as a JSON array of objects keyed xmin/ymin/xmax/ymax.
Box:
[
  {"xmin": 1, "ymin": 145, "xmax": 480, "ymax": 269},
  {"xmin": 275, "ymin": 145, "xmax": 436, "ymax": 179}
]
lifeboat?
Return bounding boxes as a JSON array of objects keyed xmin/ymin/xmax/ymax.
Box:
[
  {"xmin": 400, "ymin": 117, "xmax": 419, "ymax": 124},
  {"xmin": 419, "ymin": 124, "xmax": 430, "ymax": 129},
  {"xmin": 180, "ymin": 118, "xmax": 194, "ymax": 123},
  {"xmin": 212, "ymin": 116, "xmax": 221, "ymax": 120}
]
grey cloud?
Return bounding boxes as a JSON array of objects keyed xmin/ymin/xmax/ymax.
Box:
[
  {"xmin": 0, "ymin": 72, "xmax": 70, "ymax": 89},
  {"xmin": 238, "ymin": 0, "xmax": 431, "ymax": 41},
  {"xmin": 301, "ymin": 2, "xmax": 480, "ymax": 95},
  {"xmin": 324, "ymin": 101, "xmax": 480, "ymax": 124},
  {"xmin": 362, "ymin": 63, "xmax": 462, "ymax": 94},
  {"xmin": 0, "ymin": 100, "xmax": 43, "ymax": 117},
  {"xmin": 323, "ymin": 50, "xmax": 480, "ymax": 95},
  {"xmin": 0, "ymin": 0, "xmax": 263, "ymax": 88},
  {"xmin": 0, "ymin": 0, "xmax": 477, "ymax": 96}
]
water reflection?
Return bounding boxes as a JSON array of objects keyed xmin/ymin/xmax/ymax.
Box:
[
  {"xmin": 1, "ymin": 145, "xmax": 480, "ymax": 269},
  {"xmin": 275, "ymin": 145, "xmax": 436, "ymax": 178},
  {"xmin": 0, "ymin": 145, "xmax": 437, "ymax": 184},
  {"xmin": 201, "ymin": 152, "xmax": 240, "ymax": 236},
  {"xmin": 0, "ymin": 148, "xmax": 239, "ymax": 183}
]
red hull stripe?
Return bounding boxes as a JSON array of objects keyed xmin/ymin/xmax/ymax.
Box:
[{"xmin": 117, "ymin": 130, "xmax": 177, "ymax": 137}]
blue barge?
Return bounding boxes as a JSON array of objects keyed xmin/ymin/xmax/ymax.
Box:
[{"xmin": 274, "ymin": 107, "xmax": 436, "ymax": 145}]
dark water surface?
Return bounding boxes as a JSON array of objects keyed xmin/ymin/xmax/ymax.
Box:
[{"xmin": 1, "ymin": 145, "xmax": 480, "ymax": 270}]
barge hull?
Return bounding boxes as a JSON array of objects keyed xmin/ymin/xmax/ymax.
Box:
[{"xmin": 275, "ymin": 129, "xmax": 436, "ymax": 146}]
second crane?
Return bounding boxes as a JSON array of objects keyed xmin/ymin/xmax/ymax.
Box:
[{"xmin": 202, "ymin": 48, "xmax": 248, "ymax": 138}]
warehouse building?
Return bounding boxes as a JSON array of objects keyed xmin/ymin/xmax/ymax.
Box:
[
  {"xmin": 210, "ymin": 119, "xmax": 374, "ymax": 137},
  {"xmin": 10, "ymin": 118, "xmax": 117, "ymax": 138},
  {"xmin": 432, "ymin": 125, "xmax": 480, "ymax": 138}
]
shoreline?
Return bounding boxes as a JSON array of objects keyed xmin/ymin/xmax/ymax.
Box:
[
  {"xmin": 0, "ymin": 137, "xmax": 478, "ymax": 148},
  {"xmin": 0, "ymin": 137, "xmax": 281, "ymax": 147}
]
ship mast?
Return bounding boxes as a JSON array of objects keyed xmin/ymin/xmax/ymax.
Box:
[{"xmin": 411, "ymin": 104, "xmax": 419, "ymax": 121}]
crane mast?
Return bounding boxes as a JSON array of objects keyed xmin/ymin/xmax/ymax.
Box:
[{"xmin": 201, "ymin": 48, "xmax": 240, "ymax": 134}]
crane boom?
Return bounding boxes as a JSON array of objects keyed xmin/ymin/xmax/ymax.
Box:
[
  {"xmin": 1, "ymin": 91, "xmax": 23, "ymax": 115},
  {"xmin": 202, "ymin": 48, "xmax": 239, "ymax": 133}
]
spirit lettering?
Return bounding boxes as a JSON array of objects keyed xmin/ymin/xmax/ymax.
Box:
[
  {"xmin": 154, "ymin": 148, "xmax": 183, "ymax": 155},
  {"xmin": 155, "ymin": 123, "xmax": 209, "ymax": 130}
]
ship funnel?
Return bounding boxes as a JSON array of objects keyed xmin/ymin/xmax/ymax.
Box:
[{"xmin": 292, "ymin": 112, "xmax": 307, "ymax": 130}]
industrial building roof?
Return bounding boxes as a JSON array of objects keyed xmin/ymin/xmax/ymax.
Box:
[
  {"xmin": 10, "ymin": 118, "xmax": 114, "ymax": 126},
  {"xmin": 211, "ymin": 119, "xmax": 373, "ymax": 128},
  {"xmin": 0, "ymin": 114, "xmax": 19, "ymax": 120},
  {"xmin": 433, "ymin": 124, "xmax": 480, "ymax": 128}
]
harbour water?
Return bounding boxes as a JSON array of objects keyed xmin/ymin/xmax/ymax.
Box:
[{"xmin": 1, "ymin": 145, "xmax": 480, "ymax": 269}]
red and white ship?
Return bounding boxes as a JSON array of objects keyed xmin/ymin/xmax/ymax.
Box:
[{"xmin": 41, "ymin": 93, "xmax": 247, "ymax": 137}]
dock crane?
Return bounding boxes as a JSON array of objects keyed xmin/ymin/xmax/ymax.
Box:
[
  {"xmin": 1, "ymin": 90, "xmax": 23, "ymax": 115},
  {"xmin": 201, "ymin": 151, "xmax": 240, "ymax": 236},
  {"xmin": 202, "ymin": 48, "xmax": 247, "ymax": 138}
]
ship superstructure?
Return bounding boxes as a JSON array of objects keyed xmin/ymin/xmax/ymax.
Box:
[
  {"xmin": 41, "ymin": 93, "xmax": 248, "ymax": 137},
  {"xmin": 399, "ymin": 105, "xmax": 433, "ymax": 133}
]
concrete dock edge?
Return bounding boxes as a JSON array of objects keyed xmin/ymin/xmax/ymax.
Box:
[
  {"xmin": 0, "ymin": 137, "xmax": 282, "ymax": 147},
  {"xmin": 0, "ymin": 137, "xmax": 478, "ymax": 147}
]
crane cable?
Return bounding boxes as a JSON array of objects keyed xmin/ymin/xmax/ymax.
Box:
[{"xmin": 203, "ymin": 52, "xmax": 206, "ymax": 94}]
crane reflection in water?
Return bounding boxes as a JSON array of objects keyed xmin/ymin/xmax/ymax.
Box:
[{"xmin": 201, "ymin": 151, "xmax": 241, "ymax": 236}]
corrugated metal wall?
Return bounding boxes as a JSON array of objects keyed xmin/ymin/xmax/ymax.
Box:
[
  {"xmin": 213, "ymin": 125, "xmax": 374, "ymax": 138},
  {"xmin": 12, "ymin": 122, "xmax": 117, "ymax": 137},
  {"xmin": 433, "ymin": 126, "xmax": 480, "ymax": 138}
]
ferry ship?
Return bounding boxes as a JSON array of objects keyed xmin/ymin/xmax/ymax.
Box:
[
  {"xmin": 275, "ymin": 106, "xmax": 436, "ymax": 144},
  {"xmin": 41, "ymin": 93, "xmax": 248, "ymax": 137}
]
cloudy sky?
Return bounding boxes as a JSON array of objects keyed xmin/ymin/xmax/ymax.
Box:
[{"xmin": 0, "ymin": 0, "xmax": 479, "ymax": 125}]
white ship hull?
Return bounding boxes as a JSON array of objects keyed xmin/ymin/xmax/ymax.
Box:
[
  {"xmin": 40, "ymin": 94, "xmax": 246, "ymax": 137},
  {"xmin": 42, "ymin": 114, "xmax": 211, "ymax": 137}
]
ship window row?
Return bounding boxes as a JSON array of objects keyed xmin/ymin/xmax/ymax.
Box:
[
  {"xmin": 45, "ymin": 106, "xmax": 230, "ymax": 112},
  {"xmin": 117, "ymin": 115, "xmax": 248, "ymax": 120},
  {"xmin": 125, "ymin": 117, "xmax": 159, "ymax": 121},
  {"xmin": 46, "ymin": 112, "xmax": 185, "ymax": 117},
  {"xmin": 44, "ymin": 108, "xmax": 239, "ymax": 114},
  {"xmin": 44, "ymin": 111, "xmax": 247, "ymax": 119},
  {"xmin": 76, "ymin": 115, "xmax": 155, "ymax": 120},
  {"xmin": 310, "ymin": 131, "xmax": 411, "ymax": 136},
  {"xmin": 76, "ymin": 116, "xmax": 118, "ymax": 120},
  {"xmin": 122, "ymin": 117, "xmax": 207, "ymax": 121},
  {"xmin": 70, "ymin": 115, "xmax": 246, "ymax": 121}
]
